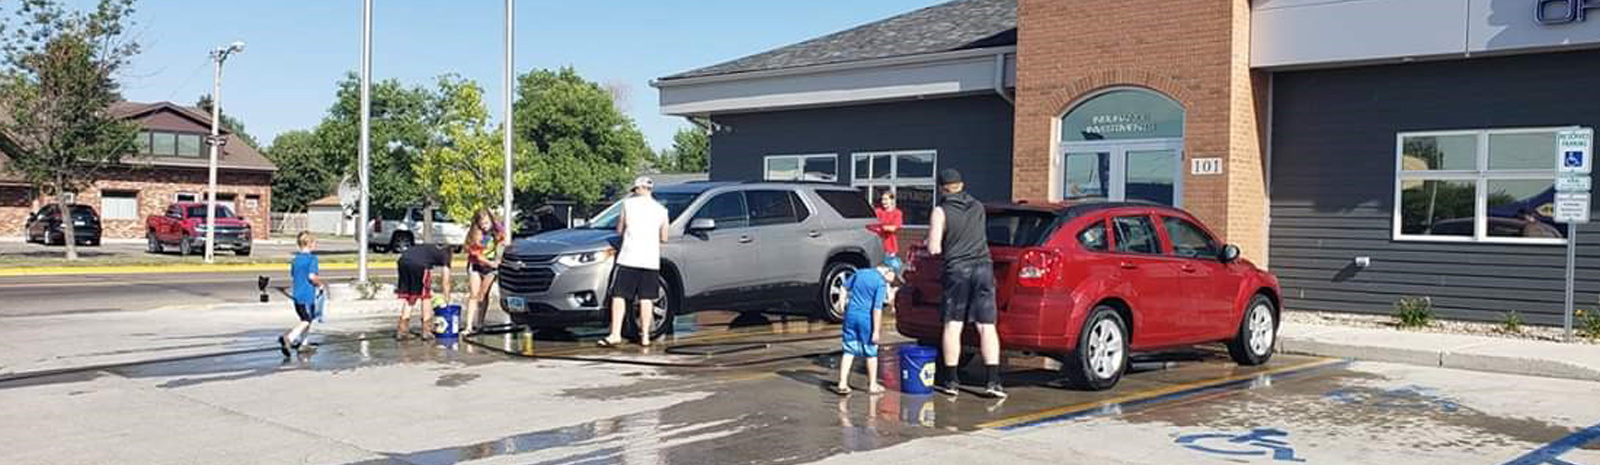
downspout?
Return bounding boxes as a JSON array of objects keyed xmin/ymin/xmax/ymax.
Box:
[{"xmin": 993, "ymin": 53, "xmax": 1014, "ymax": 105}]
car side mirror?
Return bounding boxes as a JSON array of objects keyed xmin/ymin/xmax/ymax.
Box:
[
  {"xmin": 1219, "ymin": 244, "xmax": 1241, "ymax": 263},
  {"xmin": 573, "ymin": 219, "xmax": 588, "ymax": 227},
  {"xmin": 689, "ymin": 218, "xmax": 717, "ymax": 232}
]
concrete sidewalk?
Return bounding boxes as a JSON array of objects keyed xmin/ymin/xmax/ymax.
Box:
[{"xmin": 1278, "ymin": 321, "xmax": 1600, "ymax": 382}]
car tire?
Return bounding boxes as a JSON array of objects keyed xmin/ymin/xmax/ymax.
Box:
[
  {"xmin": 391, "ymin": 233, "xmax": 414, "ymax": 254},
  {"xmin": 1061, "ymin": 305, "xmax": 1129, "ymax": 391},
  {"xmin": 179, "ymin": 237, "xmax": 193, "ymax": 256},
  {"xmin": 818, "ymin": 261, "xmax": 857, "ymax": 323},
  {"xmin": 1226, "ymin": 294, "xmax": 1277, "ymax": 366},
  {"xmin": 147, "ymin": 233, "xmax": 164, "ymax": 254},
  {"xmin": 621, "ymin": 272, "xmax": 678, "ymax": 341}
]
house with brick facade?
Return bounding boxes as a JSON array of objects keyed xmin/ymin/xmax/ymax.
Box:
[
  {"xmin": 0, "ymin": 101, "xmax": 275, "ymax": 240},
  {"xmin": 654, "ymin": 0, "xmax": 1600, "ymax": 325}
]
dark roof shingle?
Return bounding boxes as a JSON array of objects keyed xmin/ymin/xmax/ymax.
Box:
[{"xmin": 661, "ymin": 0, "xmax": 1015, "ymax": 81}]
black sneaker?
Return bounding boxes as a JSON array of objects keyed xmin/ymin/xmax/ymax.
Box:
[
  {"xmin": 931, "ymin": 380, "xmax": 960, "ymax": 397},
  {"xmin": 277, "ymin": 336, "xmax": 292, "ymax": 357},
  {"xmin": 981, "ymin": 383, "xmax": 1008, "ymax": 399}
]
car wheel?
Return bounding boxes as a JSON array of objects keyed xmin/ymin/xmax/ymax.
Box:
[
  {"xmin": 147, "ymin": 233, "xmax": 164, "ymax": 254},
  {"xmin": 1061, "ymin": 305, "xmax": 1129, "ymax": 391},
  {"xmin": 622, "ymin": 273, "xmax": 678, "ymax": 341},
  {"xmin": 179, "ymin": 237, "xmax": 193, "ymax": 256},
  {"xmin": 391, "ymin": 233, "xmax": 414, "ymax": 254},
  {"xmin": 819, "ymin": 261, "xmax": 856, "ymax": 323},
  {"xmin": 1227, "ymin": 294, "xmax": 1277, "ymax": 366}
]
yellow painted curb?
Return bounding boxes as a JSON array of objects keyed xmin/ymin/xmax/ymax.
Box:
[{"xmin": 0, "ymin": 258, "xmax": 478, "ymax": 277}]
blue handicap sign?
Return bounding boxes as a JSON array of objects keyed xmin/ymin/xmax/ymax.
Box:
[
  {"xmin": 1501, "ymin": 422, "xmax": 1600, "ymax": 465},
  {"xmin": 1176, "ymin": 428, "xmax": 1306, "ymax": 462},
  {"xmin": 1565, "ymin": 151, "xmax": 1586, "ymax": 169}
]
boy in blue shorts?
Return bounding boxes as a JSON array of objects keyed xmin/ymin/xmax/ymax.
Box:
[
  {"xmin": 280, "ymin": 231, "xmax": 324, "ymax": 357},
  {"xmin": 833, "ymin": 258, "xmax": 901, "ymax": 395}
]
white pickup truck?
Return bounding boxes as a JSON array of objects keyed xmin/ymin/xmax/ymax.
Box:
[{"xmin": 369, "ymin": 207, "xmax": 467, "ymax": 253}]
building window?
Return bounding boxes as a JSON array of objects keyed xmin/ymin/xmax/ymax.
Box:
[
  {"xmin": 139, "ymin": 131, "xmax": 205, "ymax": 157},
  {"xmin": 852, "ymin": 150, "xmax": 936, "ymax": 226},
  {"xmin": 177, "ymin": 134, "xmax": 202, "ymax": 157},
  {"xmin": 1394, "ymin": 128, "xmax": 1568, "ymax": 244},
  {"xmin": 763, "ymin": 154, "xmax": 837, "ymax": 182},
  {"xmin": 150, "ymin": 132, "xmax": 177, "ymax": 156},
  {"xmin": 101, "ymin": 191, "xmax": 139, "ymax": 220},
  {"xmin": 175, "ymin": 192, "xmax": 199, "ymax": 203},
  {"xmin": 245, "ymin": 194, "xmax": 261, "ymax": 212}
]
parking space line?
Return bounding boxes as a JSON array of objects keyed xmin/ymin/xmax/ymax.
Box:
[
  {"xmin": 1501, "ymin": 422, "xmax": 1600, "ymax": 465},
  {"xmin": 979, "ymin": 358, "xmax": 1349, "ymax": 431}
]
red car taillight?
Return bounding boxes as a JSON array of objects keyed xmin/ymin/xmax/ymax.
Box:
[{"xmin": 1018, "ymin": 248, "xmax": 1062, "ymax": 288}]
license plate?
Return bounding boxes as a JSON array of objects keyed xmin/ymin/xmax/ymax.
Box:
[
  {"xmin": 74, "ymin": 221, "xmax": 85, "ymax": 226},
  {"xmin": 507, "ymin": 296, "xmax": 526, "ymax": 312}
]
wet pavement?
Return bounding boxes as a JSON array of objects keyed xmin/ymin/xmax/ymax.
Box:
[{"xmin": 2, "ymin": 310, "xmax": 1598, "ymax": 465}]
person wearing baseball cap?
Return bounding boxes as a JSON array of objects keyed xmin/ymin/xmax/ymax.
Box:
[
  {"xmin": 600, "ymin": 175, "xmax": 669, "ymax": 347},
  {"xmin": 928, "ymin": 168, "xmax": 1006, "ymax": 399}
]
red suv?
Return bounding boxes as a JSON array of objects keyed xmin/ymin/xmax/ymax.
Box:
[{"xmin": 896, "ymin": 201, "xmax": 1281, "ymax": 390}]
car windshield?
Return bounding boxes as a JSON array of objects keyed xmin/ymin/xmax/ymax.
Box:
[
  {"xmin": 186, "ymin": 205, "xmax": 237, "ymax": 218},
  {"xmin": 585, "ymin": 193, "xmax": 697, "ymax": 229}
]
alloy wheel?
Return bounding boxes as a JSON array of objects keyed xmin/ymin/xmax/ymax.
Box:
[
  {"xmin": 1248, "ymin": 304, "xmax": 1275, "ymax": 356},
  {"xmin": 1087, "ymin": 318, "xmax": 1124, "ymax": 379},
  {"xmin": 827, "ymin": 267, "xmax": 855, "ymax": 320}
]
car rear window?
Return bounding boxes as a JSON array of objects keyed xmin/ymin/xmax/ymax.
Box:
[
  {"xmin": 815, "ymin": 190, "xmax": 875, "ymax": 219},
  {"xmin": 987, "ymin": 210, "xmax": 1060, "ymax": 247}
]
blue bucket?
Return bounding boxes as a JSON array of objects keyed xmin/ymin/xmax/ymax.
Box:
[
  {"xmin": 898, "ymin": 345, "xmax": 938, "ymax": 395},
  {"xmin": 431, "ymin": 304, "xmax": 461, "ymax": 339}
]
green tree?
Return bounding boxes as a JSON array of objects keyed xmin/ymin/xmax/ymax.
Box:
[
  {"xmin": 313, "ymin": 72, "xmax": 436, "ymax": 219},
  {"xmin": 512, "ymin": 67, "xmax": 649, "ymax": 211},
  {"xmin": 196, "ymin": 94, "xmax": 258, "ymax": 150},
  {"xmin": 0, "ymin": 0, "xmax": 139, "ymax": 261},
  {"xmin": 264, "ymin": 130, "xmax": 332, "ymax": 213},
  {"xmin": 414, "ymin": 75, "xmax": 528, "ymax": 224},
  {"xmin": 667, "ymin": 125, "xmax": 709, "ymax": 172}
]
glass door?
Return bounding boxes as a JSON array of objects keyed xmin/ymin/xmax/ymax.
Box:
[{"xmin": 1061, "ymin": 140, "xmax": 1183, "ymax": 206}]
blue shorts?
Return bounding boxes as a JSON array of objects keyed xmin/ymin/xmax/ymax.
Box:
[{"xmin": 841, "ymin": 315, "xmax": 878, "ymax": 358}]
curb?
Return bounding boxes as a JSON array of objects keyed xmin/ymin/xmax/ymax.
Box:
[
  {"xmin": 0, "ymin": 261, "xmax": 399, "ymax": 277},
  {"xmin": 1278, "ymin": 329, "xmax": 1600, "ymax": 383}
]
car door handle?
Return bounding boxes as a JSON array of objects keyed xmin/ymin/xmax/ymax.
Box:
[
  {"xmin": 1119, "ymin": 261, "xmax": 1139, "ymax": 270},
  {"xmin": 807, "ymin": 230, "xmax": 822, "ymax": 238},
  {"xmin": 1180, "ymin": 264, "xmax": 1197, "ymax": 273},
  {"xmin": 738, "ymin": 235, "xmax": 753, "ymax": 244}
]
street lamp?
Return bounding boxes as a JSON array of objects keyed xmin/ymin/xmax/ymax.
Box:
[{"xmin": 204, "ymin": 41, "xmax": 245, "ymax": 264}]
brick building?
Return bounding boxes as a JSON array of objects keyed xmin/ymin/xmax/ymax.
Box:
[
  {"xmin": 654, "ymin": 0, "xmax": 1600, "ymax": 325},
  {"xmin": 1, "ymin": 102, "xmax": 275, "ymax": 240}
]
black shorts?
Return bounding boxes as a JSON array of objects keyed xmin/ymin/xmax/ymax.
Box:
[
  {"xmin": 941, "ymin": 261, "xmax": 997, "ymax": 324},
  {"xmin": 293, "ymin": 303, "xmax": 314, "ymax": 323},
  {"xmin": 396, "ymin": 260, "xmax": 432, "ymax": 302},
  {"xmin": 612, "ymin": 265, "xmax": 660, "ymax": 301},
  {"xmin": 470, "ymin": 262, "xmax": 496, "ymax": 276}
]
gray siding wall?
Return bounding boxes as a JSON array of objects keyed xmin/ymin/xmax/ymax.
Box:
[
  {"xmin": 1270, "ymin": 48, "xmax": 1600, "ymax": 325},
  {"xmin": 707, "ymin": 94, "xmax": 1014, "ymax": 203}
]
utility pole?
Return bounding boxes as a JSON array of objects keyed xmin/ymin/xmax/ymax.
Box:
[
  {"xmin": 204, "ymin": 41, "xmax": 245, "ymax": 264},
  {"xmin": 357, "ymin": 0, "xmax": 373, "ymax": 282},
  {"xmin": 503, "ymin": 0, "xmax": 516, "ymax": 225}
]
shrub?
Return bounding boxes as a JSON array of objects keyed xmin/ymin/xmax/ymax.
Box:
[
  {"xmin": 1578, "ymin": 308, "xmax": 1600, "ymax": 340},
  {"xmin": 354, "ymin": 281, "xmax": 383, "ymax": 301},
  {"xmin": 1500, "ymin": 311, "xmax": 1524, "ymax": 334},
  {"xmin": 1394, "ymin": 296, "xmax": 1434, "ymax": 328}
]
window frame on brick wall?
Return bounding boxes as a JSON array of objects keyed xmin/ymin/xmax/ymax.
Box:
[
  {"xmin": 100, "ymin": 190, "xmax": 139, "ymax": 220},
  {"xmin": 1392, "ymin": 127, "xmax": 1568, "ymax": 245},
  {"xmin": 175, "ymin": 192, "xmax": 200, "ymax": 203},
  {"xmin": 851, "ymin": 150, "xmax": 938, "ymax": 227}
]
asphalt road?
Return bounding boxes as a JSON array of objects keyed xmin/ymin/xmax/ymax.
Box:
[{"xmin": 0, "ymin": 268, "xmax": 405, "ymax": 317}]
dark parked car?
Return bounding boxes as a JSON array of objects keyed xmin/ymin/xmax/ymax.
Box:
[
  {"xmin": 25, "ymin": 204, "xmax": 102, "ymax": 246},
  {"xmin": 896, "ymin": 201, "xmax": 1282, "ymax": 391}
]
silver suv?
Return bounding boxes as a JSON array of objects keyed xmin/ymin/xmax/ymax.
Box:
[{"xmin": 498, "ymin": 182, "xmax": 886, "ymax": 338}]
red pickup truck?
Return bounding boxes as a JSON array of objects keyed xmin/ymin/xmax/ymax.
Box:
[{"xmin": 146, "ymin": 202, "xmax": 254, "ymax": 256}]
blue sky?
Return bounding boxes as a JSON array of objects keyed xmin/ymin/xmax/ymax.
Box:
[{"xmin": 98, "ymin": 0, "xmax": 942, "ymax": 151}]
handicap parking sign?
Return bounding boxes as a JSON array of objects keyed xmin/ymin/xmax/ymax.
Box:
[
  {"xmin": 1556, "ymin": 129, "xmax": 1593, "ymax": 174},
  {"xmin": 1565, "ymin": 151, "xmax": 1585, "ymax": 170}
]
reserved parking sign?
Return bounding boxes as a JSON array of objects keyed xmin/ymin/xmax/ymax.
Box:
[{"xmin": 1557, "ymin": 128, "xmax": 1594, "ymax": 174}]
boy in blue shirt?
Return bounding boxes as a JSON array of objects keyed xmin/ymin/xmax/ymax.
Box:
[
  {"xmin": 280, "ymin": 231, "xmax": 324, "ymax": 357},
  {"xmin": 833, "ymin": 258, "xmax": 901, "ymax": 395}
]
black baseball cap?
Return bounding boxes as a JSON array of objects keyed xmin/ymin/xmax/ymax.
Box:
[{"xmin": 939, "ymin": 168, "xmax": 963, "ymax": 185}]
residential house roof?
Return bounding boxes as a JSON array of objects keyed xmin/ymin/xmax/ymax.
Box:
[
  {"xmin": 0, "ymin": 101, "xmax": 276, "ymax": 185},
  {"xmin": 658, "ymin": 0, "xmax": 1016, "ymax": 81}
]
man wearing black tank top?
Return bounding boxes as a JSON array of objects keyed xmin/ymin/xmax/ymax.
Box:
[{"xmin": 927, "ymin": 168, "xmax": 1006, "ymax": 399}]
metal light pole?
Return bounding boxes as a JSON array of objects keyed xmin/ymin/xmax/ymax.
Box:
[
  {"xmin": 357, "ymin": 0, "xmax": 373, "ymax": 283},
  {"xmin": 502, "ymin": 0, "xmax": 515, "ymax": 225},
  {"xmin": 204, "ymin": 41, "xmax": 245, "ymax": 264}
]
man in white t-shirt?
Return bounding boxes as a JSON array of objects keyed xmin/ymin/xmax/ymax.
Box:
[{"xmin": 601, "ymin": 176, "xmax": 670, "ymax": 347}]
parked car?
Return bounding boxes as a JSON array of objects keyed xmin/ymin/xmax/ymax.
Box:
[
  {"xmin": 146, "ymin": 202, "xmax": 253, "ymax": 256},
  {"xmin": 498, "ymin": 182, "xmax": 886, "ymax": 338},
  {"xmin": 368, "ymin": 207, "xmax": 467, "ymax": 253},
  {"xmin": 25, "ymin": 204, "xmax": 102, "ymax": 246},
  {"xmin": 896, "ymin": 201, "xmax": 1282, "ymax": 391}
]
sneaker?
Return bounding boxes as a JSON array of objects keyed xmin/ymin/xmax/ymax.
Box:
[
  {"xmin": 931, "ymin": 380, "xmax": 960, "ymax": 397},
  {"xmin": 277, "ymin": 336, "xmax": 291, "ymax": 357},
  {"xmin": 981, "ymin": 383, "xmax": 1008, "ymax": 399}
]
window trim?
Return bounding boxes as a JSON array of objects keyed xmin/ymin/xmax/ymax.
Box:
[
  {"xmin": 100, "ymin": 190, "xmax": 140, "ymax": 220},
  {"xmin": 1392, "ymin": 127, "xmax": 1570, "ymax": 245},
  {"xmin": 762, "ymin": 153, "xmax": 838, "ymax": 182},
  {"xmin": 175, "ymin": 192, "xmax": 200, "ymax": 203},
  {"xmin": 851, "ymin": 149, "xmax": 938, "ymax": 228}
]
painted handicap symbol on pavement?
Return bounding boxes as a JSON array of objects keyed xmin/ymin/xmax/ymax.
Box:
[
  {"xmin": 1175, "ymin": 428, "xmax": 1306, "ymax": 462},
  {"xmin": 1323, "ymin": 385, "xmax": 1460, "ymax": 412},
  {"xmin": 1501, "ymin": 422, "xmax": 1600, "ymax": 465}
]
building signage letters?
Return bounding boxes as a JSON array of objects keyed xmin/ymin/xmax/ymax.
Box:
[
  {"xmin": 1085, "ymin": 113, "xmax": 1156, "ymax": 135},
  {"xmin": 1537, "ymin": 0, "xmax": 1599, "ymax": 25}
]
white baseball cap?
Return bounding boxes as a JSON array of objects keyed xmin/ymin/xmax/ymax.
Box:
[{"xmin": 631, "ymin": 176, "xmax": 654, "ymax": 190}]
